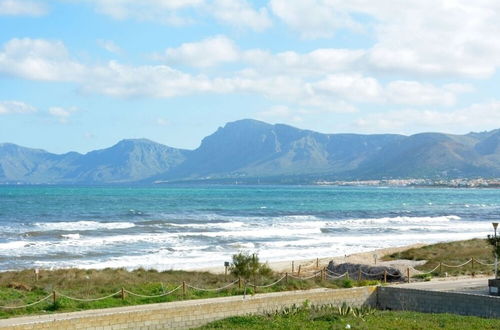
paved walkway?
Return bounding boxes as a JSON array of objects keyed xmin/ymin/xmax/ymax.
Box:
[{"xmin": 393, "ymin": 276, "xmax": 491, "ymax": 295}]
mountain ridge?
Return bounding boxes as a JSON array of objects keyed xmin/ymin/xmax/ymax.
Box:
[{"xmin": 1, "ymin": 119, "xmax": 499, "ymax": 184}]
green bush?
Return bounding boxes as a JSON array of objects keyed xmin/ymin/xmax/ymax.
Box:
[
  {"xmin": 229, "ymin": 252, "xmax": 272, "ymax": 279},
  {"xmin": 341, "ymin": 279, "xmax": 353, "ymax": 288}
]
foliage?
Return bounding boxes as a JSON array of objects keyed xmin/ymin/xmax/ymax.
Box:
[
  {"xmin": 384, "ymin": 238, "xmax": 494, "ymax": 276},
  {"xmin": 341, "ymin": 279, "xmax": 353, "ymax": 288},
  {"xmin": 0, "ymin": 267, "xmax": 377, "ymax": 319},
  {"xmin": 229, "ymin": 252, "xmax": 272, "ymax": 279},
  {"xmin": 199, "ymin": 309, "xmax": 500, "ymax": 329},
  {"xmin": 486, "ymin": 234, "xmax": 500, "ymax": 256}
]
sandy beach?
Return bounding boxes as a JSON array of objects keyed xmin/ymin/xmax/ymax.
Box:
[{"xmin": 199, "ymin": 243, "xmax": 428, "ymax": 274}]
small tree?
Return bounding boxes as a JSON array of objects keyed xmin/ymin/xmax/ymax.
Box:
[
  {"xmin": 487, "ymin": 235, "xmax": 500, "ymax": 255},
  {"xmin": 229, "ymin": 251, "xmax": 272, "ymax": 280}
]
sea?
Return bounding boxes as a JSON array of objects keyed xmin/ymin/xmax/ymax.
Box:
[{"xmin": 0, "ymin": 185, "xmax": 498, "ymax": 272}]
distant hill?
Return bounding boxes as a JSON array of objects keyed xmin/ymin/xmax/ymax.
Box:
[
  {"xmin": 1, "ymin": 120, "xmax": 500, "ymax": 184},
  {"xmin": 0, "ymin": 139, "xmax": 188, "ymax": 184}
]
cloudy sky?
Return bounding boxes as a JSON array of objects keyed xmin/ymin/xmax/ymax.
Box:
[{"xmin": 1, "ymin": 0, "xmax": 500, "ymax": 153}]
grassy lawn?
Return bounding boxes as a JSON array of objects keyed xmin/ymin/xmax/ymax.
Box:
[
  {"xmin": 384, "ymin": 238, "xmax": 495, "ymax": 276},
  {"xmin": 198, "ymin": 308, "xmax": 500, "ymax": 330},
  {"xmin": 0, "ymin": 268, "xmax": 376, "ymax": 319}
]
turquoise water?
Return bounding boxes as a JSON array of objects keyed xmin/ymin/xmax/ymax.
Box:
[{"xmin": 0, "ymin": 185, "xmax": 499, "ymax": 271}]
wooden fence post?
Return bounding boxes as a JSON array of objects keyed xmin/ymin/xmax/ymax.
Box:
[
  {"xmin": 384, "ymin": 270, "xmax": 387, "ymax": 283},
  {"xmin": 439, "ymin": 262, "xmax": 442, "ymax": 275},
  {"xmin": 316, "ymin": 258, "xmax": 319, "ymax": 268},
  {"xmin": 320, "ymin": 269, "xmax": 323, "ymax": 281},
  {"xmin": 285, "ymin": 272, "xmax": 288, "ymax": 284},
  {"xmin": 292, "ymin": 261, "xmax": 294, "ymax": 273},
  {"xmin": 52, "ymin": 291, "xmax": 57, "ymax": 305},
  {"xmin": 238, "ymin": 277, "xmax": 242, "ymax": 289},
  {"xmin": 298, "ymin": 265, "xmax": 301, "ymax": 277},
  {"xmin": 182, "ymin": 281, "xmax": 186, "ymax": 297},
  {"xmin": 471, "ymin": 258, "xmax": 475, "ymax": 277},
  {"xmin": 406, "ymin": 268, "xmax": 410, "ymax": 283},
  {"xmin": 121, "ymin": 287, "xmax": 125, "ymax": 301},
  {"xmin": 358, "ymin": 269, "xmax": 361, "ymax": 281}
]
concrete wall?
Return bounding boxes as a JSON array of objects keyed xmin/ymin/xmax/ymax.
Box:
[
  {"xmin": 0, "ymin": 287, "xmax": 377, "ymax": 330},
  {"xmin": 378, "ymin": 287, "xmax": 500, "ymax": 318}
]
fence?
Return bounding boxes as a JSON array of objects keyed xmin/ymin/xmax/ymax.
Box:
[
  {"xmin": 291, "ymin": 256, "xmax": 496, "ymax": 280},
  {"xmin": 0, "ymin": 257, "xmax": 496, "ymax": 310},
  {"xmin": 0, "ymin": 271, "xmax": 347, "ymax": 310}
]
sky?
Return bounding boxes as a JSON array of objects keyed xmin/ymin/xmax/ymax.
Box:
[{"xmin": 1, "ymin": 0, "xmax": 500, "ymax": 154}]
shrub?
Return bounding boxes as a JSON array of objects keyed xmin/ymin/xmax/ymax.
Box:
[
  {"xmin": 229, "ymin": 252, "xmax": 272, "ymax": 279},
  {"xmin": 342, "ymin": 279, "xmax": 353, "ymax": 288}
]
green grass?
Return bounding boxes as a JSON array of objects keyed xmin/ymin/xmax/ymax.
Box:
[
  {"xmin": 198, "ymin": 308, "xmax": 500, "ymax": 330},
  {"xmin": 0, "ymin": 268, "xmax": 377, "ymax": 319},
  {"xmin": 384, "ymin": 238, "xmax": 495, "ymax": 276}
]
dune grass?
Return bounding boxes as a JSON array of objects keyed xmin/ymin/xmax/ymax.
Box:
[
  {"xmin": 198, "ymin": 309, "xmax": 500, "ymax": 330},
  {"xmin": 0, "ymin": 267, "xmax": 377, "ymax": 319},
  {"xmin": 384, "ymin": 238, "xmax": 495, "ymax": 276}
]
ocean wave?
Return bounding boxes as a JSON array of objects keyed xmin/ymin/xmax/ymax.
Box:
[
  {"xmin": 61, "ymin": 233, "xmax": 81, "ymax": 239},
  {"xmin": 33, "ymin": 221, "xmax": 136, "ymax": 231},
  {"xmin": 326, "ymin": 215, "xmax": 461, "ymax": 227}
]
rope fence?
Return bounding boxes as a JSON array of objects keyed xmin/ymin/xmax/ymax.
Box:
[{"xmin": 1, "ymin": 257, "xmax": 496, "ymax": 309}]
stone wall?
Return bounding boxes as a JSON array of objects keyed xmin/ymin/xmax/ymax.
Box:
[
  {"xmin": 0, "ymin": 287, "xmax": 377, "ymax": 330},
  {"xmin": 378, "ymin": 287, "xmax": 500, "ymax": 318}
]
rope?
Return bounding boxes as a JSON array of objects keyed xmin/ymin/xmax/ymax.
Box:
[
  {"xmin": 248, "ymin": 275, "xmax": 287, "ymax": 288},
  {"xmin": 474, "ymin": 259, "xmax": 496, "ymax": 266},
  {"xmin": 441, "ymin": 259, "xmax": 472, "ymax": 268},
  {"xmin": 326, "ymin": 272, "xmax": 348, "ymax": 279},
  {"xmin": 386, "ymin": 272, "xmax": 402, "ymax": 277},
  {"xmin": 299, "ymin": 260, "xmax": 318, "ymax": 269},
  {"xmin": 360, "ymin": 270, "xmax": 385, "ymax": 277},
  {"xmin": 124, "ymin": 285, "xmax": 182, "ymax": 298},
  {"xmin": 57, "ymin": 290, "xmax": 121, "ymax": 302},
  {"xmin": 186, "ymin": 279, "xmax": 239, "ymax": 292},
  {"xmin": 325, "ymin": 268, "xmax": 346, "ymax": 277},
  {"xmin": 0, "ymin": 294, "xmax": 52, "ymax": 309},
  {"xmin": 288, "ymin": 271, "xmax": 320, "ymax": 281}
]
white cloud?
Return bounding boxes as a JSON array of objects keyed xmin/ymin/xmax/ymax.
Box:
[
  {"xmin": 48, "ymin": 106, "xmax": 78, "ymax": 123},
  {"xmin": 159, "ymin": 36, "xmax": 239, "ymax": 68},
  {"xmin": 0, "ymin": 0, "xmax": 47, "ymax": 16},
  {"xmin": 385, "ymin": 81, "xmax": 456, "ymax": 107},
  {"xmin": 313, "ymin": 74, "xmax": 382, "ymax": 103},
  {"xmin": 257, "ymin": 105, "xmax": 304, "ymax": 123},
  {"xmin": 97, "ymin": 39, "xmax": 122, "ymax": 54},
  {"xmin": 270, "ymin": 0, "xmax": 500, "ymax": 78},
  {"xmin": 0, "ymin": 38, "xmax": 473, "ymax": 112},
  {"xmin": 0, "ymin": 100, "xmax": 36, "ymax": 114},
  {"xmin": 86, "ymin": 0, "xmax": 202, "ymax": 25},
  {"xmin": 243, "ymin": 48, "xmax": 365, "ymax": 76},
  {"xmin": 354, "ymin": 101, "xmax": 500, "ymax": 134},
  {"xmin": 210, "ymin": 0, "xmax": 272, "ymax": 31},
  {"xmin": 312, "ymin": 75, "xmax": 462, "ymax": 106},
  {"xmin": 269, "ymin": 0, "xmax": 361, "ymax": 39},
  {"xmin": 81, "ymin": 0, "xmax": 271, "ymax": 30},
  {"xmin": 0, "ymin": 38, "xmax": 85, "ymax": 81}
]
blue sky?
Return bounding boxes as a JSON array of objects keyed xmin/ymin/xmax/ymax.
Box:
[{"xmin": 1, "ymin": 0, "xmax": 500, "ymax": 153}]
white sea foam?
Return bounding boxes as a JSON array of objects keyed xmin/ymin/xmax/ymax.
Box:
[
  {"xmin": 2, "ymin": 214, "xmax": 495, "ymax": 271},
  {"xmin": 61, "ymin": 233, "xmax": 81, "ymax": 239},
  {"xmin": 166, "ymin": 221, "xmax": 246, "ymax": 229},
  {"xmin": 0, "ymin": 241, "xmax": 29, "ymax": 250},
  {"xmin": 34, "ymin": 221, "xmax": 135, "ymax": 231}
]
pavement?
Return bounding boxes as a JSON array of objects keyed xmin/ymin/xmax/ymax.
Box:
[{"xmin": 393, "ymin": 276, "xmax": 492, "ymax": 295}]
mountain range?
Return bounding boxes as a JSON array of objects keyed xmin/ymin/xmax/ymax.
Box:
[{"xmin": 1, "ymin": 119, "xmax": 499, "ymax": 184}]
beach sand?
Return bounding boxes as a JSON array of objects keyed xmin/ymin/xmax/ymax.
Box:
[{"xmin": 198, "ymin": 243, "xmax": 427, "ymax": 274}]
